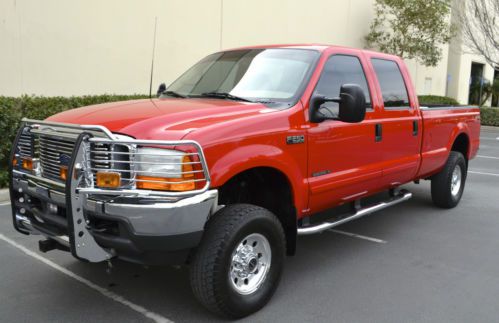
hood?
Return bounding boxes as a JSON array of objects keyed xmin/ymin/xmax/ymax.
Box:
[{"xmin": 46, "ymin": 98, "xmax": 274, "ymax": 140}]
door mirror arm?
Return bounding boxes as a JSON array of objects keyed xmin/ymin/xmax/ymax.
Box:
[
  {"xmin": 309, "ymin": 96, "xmax": 341, "ymax": 123},
  {"xmin": 309, "ymin": 84, "xmax": 367, "ymax": 124}
]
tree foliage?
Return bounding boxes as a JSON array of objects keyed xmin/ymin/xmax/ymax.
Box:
[
  {"xmin": 365, "ymin": 0, "xmax": 454, "ymax": 66},
  {"xmin": 456, "ymin": 0, "xmax": 499, "ymax": 68}
]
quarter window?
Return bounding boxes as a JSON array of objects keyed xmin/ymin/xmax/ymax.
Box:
[
  {"xmin": 314, "ymin": 55, "xmax": 372, "ymax": 110},
  {"xmin": 371, "ymin": 59, "xmax": 410, "ymax": 108}
]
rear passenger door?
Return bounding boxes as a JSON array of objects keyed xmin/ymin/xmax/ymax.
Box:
[{"xmin": 369, "ymin": 58, "xmax": 422, "ymax": 188}]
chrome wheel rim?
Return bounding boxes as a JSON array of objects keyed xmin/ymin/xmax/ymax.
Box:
[
  {"xmin": 451, "ymin": 164, "xmax": 462, "ymax": 197},
  {"xmin": 229, "ymin": 233, "xmax": 271, "ymax": 295}
]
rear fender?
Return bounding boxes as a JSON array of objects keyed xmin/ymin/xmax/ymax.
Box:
[{"xmin": 448, "ymin": 122, "xmax": 471, "ymax": 159}]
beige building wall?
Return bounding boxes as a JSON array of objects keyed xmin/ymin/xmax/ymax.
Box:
[{"xmin": 0, "ymin": 0, "xmax": 453, "ymax": 98}]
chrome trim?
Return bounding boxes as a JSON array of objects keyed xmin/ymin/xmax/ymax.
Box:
[
  {"xmin": 23, "ymin": 118, "xmax": 115, "ymax": 139},
  {"xmin": 102, "ymin": 190, "xmax": 219, "ymax": 235},
  {"xmin": 106, "ymin": 190, "xmax": 218, "ymax": 210},
  {"xmin": 13, "ymin": 169, "xmax": 65, "ymax": 189},
  {"xmin": 70, "ymin": 140, "xmax": 113, "ymax": 262},
  {"xmin": 297, "ymin": 190, "xmax": 412, "ymax": 235}
]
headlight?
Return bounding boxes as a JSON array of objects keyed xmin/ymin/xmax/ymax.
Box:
[{"xmin": 135, "ymin": 148, "xmax": 196, "ymax": 191}]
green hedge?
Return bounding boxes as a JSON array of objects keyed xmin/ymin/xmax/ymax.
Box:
[
  {"xmin": 481, "ymin": 107, "xmax": 499, "ymax": 127},
  {"xmin": 418, "ymin": 95, "xmax": 459, "ymax": 106},
  {"xmin": 0, "ymin": 95, "xmax": 148, "ymax": 188}
]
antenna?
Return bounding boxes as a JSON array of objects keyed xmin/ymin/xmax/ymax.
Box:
[{"xmin": 149, "ymin": 17, "xmax": 158, "ymax": 98}]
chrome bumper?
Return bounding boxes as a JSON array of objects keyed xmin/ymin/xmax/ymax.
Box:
[{"xmin": 12, "ymin": 174, "xmax": 218, "ymax": 262}]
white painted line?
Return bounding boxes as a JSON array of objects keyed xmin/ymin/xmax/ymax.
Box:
[
  {"xmin": 0, "ymin": 234, "xmax": 173, "ymax": 323},
  {"xmin": 0, "ymin": 202, "xmax": 11, "ymax": 206},
  {"xmin": 469, "ymin": 171, "xmax": 499, "ymax": 177},
  {"xmin": 328, "ymin": 229, "xmax": 387, "ymax": 244},
  {"xmin": 477, "ymin": 155, "xmax": 499, "ymax": 160}
]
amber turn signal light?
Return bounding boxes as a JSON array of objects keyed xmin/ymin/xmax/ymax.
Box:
[
  {"xmin": 22, "ymin": 157, "xmax": 33, "ymax": 170},
  {"xmin": 96, "ymin": 172, "xmax": 121, "ymax": 188},
  {"xmin": 12, "ymin": 157, "xmax": 18, "ymax": 167},
  {"xmin": 136, "ymin": 176, "xmax": 195, "ymax": 191},
  {"xmin": 60, "ymin": 166, "xmax": 68, "ymax": 181}
]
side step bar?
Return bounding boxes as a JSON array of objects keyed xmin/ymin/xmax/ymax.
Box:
[{"xmin": 297, "ymin": 189, "xmax": 412, "ymax": 235}]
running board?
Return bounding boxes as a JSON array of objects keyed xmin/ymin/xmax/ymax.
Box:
[{"xmin": 297, "ymin": 189, "xmax": 412, "ymax": 235}]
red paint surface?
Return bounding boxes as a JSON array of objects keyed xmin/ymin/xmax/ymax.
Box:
[{"xmin": 46, "ymin": 45, "xmax": 480, "ymax": 218}]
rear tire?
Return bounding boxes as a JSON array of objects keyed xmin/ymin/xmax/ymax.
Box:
[
  {"xmin": 431, "ymin": 151, "xmax": 467, "ymax": 208},
  {"xmin": 189, "ymin": 204, "xmax": 285, "ymax": 319}
]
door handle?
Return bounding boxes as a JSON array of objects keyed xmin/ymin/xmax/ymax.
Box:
[
  {"xmin": 375, "ymin": 124, "xmax": 382, "ymax": 142},
  {"xmin": 413, "ymin": 120, "xmax": 418, "ymax": 136}
]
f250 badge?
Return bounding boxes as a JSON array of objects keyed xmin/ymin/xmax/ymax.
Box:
[{"xmin": 286, "ymin": 135, "xmax": 305, "ymax": 145}]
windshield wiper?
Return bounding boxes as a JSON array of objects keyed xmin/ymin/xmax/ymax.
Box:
[
  {"xmin": 198, "ymin": 92, "xmax": 254, "ymax": 102},
  {"xmin": 161, "ymin": 90, "xmax": 187, "ymax": 98}
]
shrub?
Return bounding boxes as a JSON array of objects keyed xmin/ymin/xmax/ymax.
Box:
[
  {"xmin": 0, "ymin": 94, "xmax": 148, "ymax": 188},
  {"xmin": 481, "ymin": 107, "xmax": 499, "ymax": 127},
  {"xmin": 418, "ymin": 95, "xmax": 459, "ymax": 106},
  {"xmin": 0, "ymin": 170, "xmax": 8, "ymax": 188}
]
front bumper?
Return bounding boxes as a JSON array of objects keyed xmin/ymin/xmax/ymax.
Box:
[
  {"xmin": 9, "ymin": 119, "xmax": 216, "ymax": 265},
  {"xmin": 11, "ymin": 174, "xmax": 218, "ymax": 265}
]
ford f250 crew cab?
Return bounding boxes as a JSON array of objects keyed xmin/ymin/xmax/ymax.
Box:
[{"xmin": 9, "ymin": 45, "xmax": 480, "ymax": 318}]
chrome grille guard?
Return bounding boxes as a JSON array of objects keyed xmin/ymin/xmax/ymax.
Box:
[{"xmin": 15, "ymin": 118, "xmax": 211, "ymax": 198}]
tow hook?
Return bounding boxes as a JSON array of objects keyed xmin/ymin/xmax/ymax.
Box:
[{"xmin": 38, "ymin": 239, "xmax": 69, "ymax": 253}]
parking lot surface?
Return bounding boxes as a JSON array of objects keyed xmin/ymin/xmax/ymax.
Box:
[{"xmin": 1, "ymin": 127, "xmax": 498, "ymax": 323}]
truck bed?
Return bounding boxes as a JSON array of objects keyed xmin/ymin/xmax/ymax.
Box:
[{"xmin": 417, "ymin": 105, "xmax": 481, "ymax": 178}]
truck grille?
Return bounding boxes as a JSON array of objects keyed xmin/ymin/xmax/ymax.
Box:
[{"xmin": 39, "ymin": 136, "xmax": 76, "ymax": 181}]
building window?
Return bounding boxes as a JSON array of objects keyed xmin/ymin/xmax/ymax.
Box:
[{"xmin": 468, "ymin": 62, "xmax": 485, "ymax": 105}]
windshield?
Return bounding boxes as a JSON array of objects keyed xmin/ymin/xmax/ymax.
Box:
[{"xmin": 165, "ymin": 49, "xmax": 319, "ymax": 104}]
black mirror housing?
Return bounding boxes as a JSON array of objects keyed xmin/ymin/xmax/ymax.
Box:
[
  {"xmin": 337, "ymin": 84, "xmax": 366, "ymax": 123},
  {"xmin": 309, "ymin": 84, "xmax": 367, "ymax": 124}
]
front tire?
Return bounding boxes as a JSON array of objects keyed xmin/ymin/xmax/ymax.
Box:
[
  {"xmin": 189, "ymin": 204, "xmax": 285, "ymax": 319},
  {"xmin": 431, "ymin": 151, "xmax": 467, "ymax": 208}
]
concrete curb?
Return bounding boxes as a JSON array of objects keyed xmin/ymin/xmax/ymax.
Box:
[{"xmin": 0, "ymin": 189, "xmax": 10, "ymax": 203}]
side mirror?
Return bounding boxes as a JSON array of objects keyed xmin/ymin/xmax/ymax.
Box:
[
  {"xmin": 157, "ymin": 83, "xmax": 166, "ymax": 97},
  {"xmin": 309, "ymin": 84, "xmax": 366, "ymax": 123}
]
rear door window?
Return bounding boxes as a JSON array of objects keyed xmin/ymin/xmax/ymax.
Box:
[{"xmin": 371, "ymin": 59, "xmax": 410, "ymax": 109}]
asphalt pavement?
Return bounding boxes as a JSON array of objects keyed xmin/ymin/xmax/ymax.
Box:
[{"xmin": 1, "ymin": 127, "xmax": 498, "ymax": 323}]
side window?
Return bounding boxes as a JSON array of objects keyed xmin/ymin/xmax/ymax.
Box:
[
  {"xmin": 371, "ymin": 59, "xmax": 410, "ymax": 109},
  {"xmin": 314, "ymin": 55, "xmax": 372, "ymax": 110}
]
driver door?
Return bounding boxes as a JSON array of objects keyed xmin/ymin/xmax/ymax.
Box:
[{"xmin": 307, "ymin": 53, "xmax": 384, "ymax": 213}]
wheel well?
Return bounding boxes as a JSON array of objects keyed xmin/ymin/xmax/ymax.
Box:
[
  {"xmin": 451, "ymin": 133, "xmax": 469, "ymax": 162},
  {"xmin": 217, "ymin": 167, "xmax": 297, "ymax": 256}
]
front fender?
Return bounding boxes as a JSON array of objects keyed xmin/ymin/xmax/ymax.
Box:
[{"xmin": 208, "ymin": 144, "xmax": 308, "ymax": 215}]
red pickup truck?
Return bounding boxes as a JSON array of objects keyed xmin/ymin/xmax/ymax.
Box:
[{"xmin": 9, "ymin": 44, "xmax": 480, "ymax": 318}]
